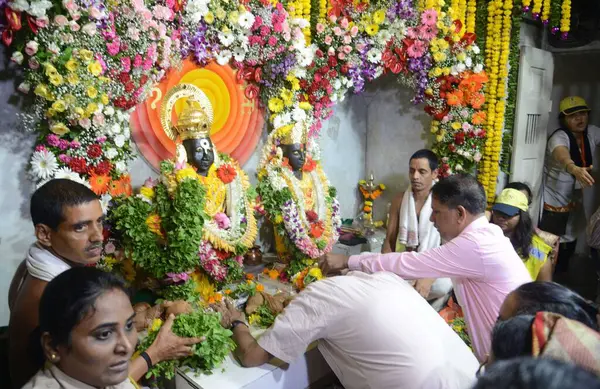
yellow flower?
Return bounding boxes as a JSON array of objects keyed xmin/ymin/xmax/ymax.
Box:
[
  {"xmin": 204, "ymin": 11, "xmax": 214, "ymax": 24},
  {"xmin": 87, "ymin": 61, "xmax": 102, "ymax": 76},
  {"xmin": 67, "ymin": 73, "xmax": 79, "ymax": 85},
  {"xmin": 365, "ymin": 24, "xmax": 379, "ymax": 36},
  {"xmin": 176, "ymin": 167, "xmax": 198, "ymax": 182},
  {"xmin": 299, "ymin": 101, "xmax": 311, "ymax": 110},
  {"xmin": 431, "ymin": 67, "xmax": 442, "ymax": 77},
  {"xmin": 46, "ymin": 108, "xmax": 57, "ymax": 118},
  {"xmin": 65, "ymin": 59, "xmax": 78, "ymax": 72},
  {"xmin": 289, "ymin": 77, "xmax": 300, "ymax": 91},
  {"xmin": 379, "ymin": 183, "xmax": 386, "ymax": 190},
  {"xmin": 150, "ymin": 318, "xmax": 163, "ymax": 333},
  {"xmin": 308, "ymin": 267, "xmax": 323, "ymax": 280},
  {"xmin": 140, "ymin": 186, "xmax": 155, "ymax": 200},
  {"xmin": 34, "ymin": 84, "xmax": 49, "ymax": 98},
  {"xmin": 280, "ymin": 89, "xmax": 293, "ymax": 106},
  {"xmin": 49, "ymin": 74, "xmax": 64, "ymax": 86},
  {"xmin": 274, "ymin": 214, "xmax": 283, "ymax": 224},
  {"xmin": 248, "ymin": 314, "xmax": 259, "ymax": 326},
  {"xmin": 433, "ymin": 52, "xmax": 447, "ymax": 62},
  {"xmin": 228, "ymin": 11, "xmax": 239, "ymax": 24},
  {"xmin": 74, "ymin": 107, "xmax": 85, "ymax": 118},
  {"xmin": 430, "ymin": 44, "xmax": 439, "ymax": 53},
  {"xmin": 256, "ymin": 283, "xmax": 265, "ymax": 292},
  {"xmin": 101, "ymin": 94, "xmax": 109, "ymax": 105},
  {"xmin": 44, "ymin": 63, "xmax": 58, "ymax": 77},
  {"xmin": 79, "ymin": 49, "xmax": 94, "ymax": 63},
  {"xmin": 456, "ymin": 52, "xmax": 467, "ymax": 62},
  {"xmin": 51, "ymin": 122, "xmax": 70, "ymax": 135},
  {"xmin": 51, "ymin": 100, "xmax": 67, "ymax": 113},
  {"xmin": 215, "ymin": 8, "xmax": 226, "ymax": 19},
  {"xmin": 372, "ymin": 9, "xmax": 386, "ymax": 24},
  {"xmin": 268, "ymin": 97, "xmax": 284, "ymax": 113},
  {"xmin": 63, "ymin": 94, "xmax": 76, "ymax": 106},
  {"xmin": 85, "ymin": 103, "xmax": 98, "ymax": 117},
  {"xmin": 86, "ymin": 86, "xmax": 98, "ymax": 99},
  {"xmin": 451, "ymin": 122, "xmax": 462, "ymax": 130}
]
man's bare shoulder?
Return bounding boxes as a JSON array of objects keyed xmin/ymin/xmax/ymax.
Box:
[
  {"xmin": 391, "ymin": 192, "xmax": 405, "ymax": 207},
  {"xmin": 10, "ymin": 276, "xmax": 47, "ymax": 327}
]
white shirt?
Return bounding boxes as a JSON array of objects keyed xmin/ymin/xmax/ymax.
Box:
[{"xmin": 258, "ymin": 272, "xmax": 479, "ymax": 389}]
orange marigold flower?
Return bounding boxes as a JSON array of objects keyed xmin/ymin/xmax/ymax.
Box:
[
  {"xmin": 214, "ymin": 293, "xmax": 223, "ymax": 302},
  {"xmin": 469, "ymin": 93, "xmax": 485, "ymax": 109},
  {"xmin": 224, "ymin": 289, "xmax": 232, "ymax": 295},
  {"xmin": 256, "ymin": 283, "xmax": 265, "ymax": 292},
  {"xmin": 89, "ymin": 173, "xmax": 110, "ymax": 195},
  {"xmin": 246, "ymin": 273, "xmax": 255, "ymax": 280},
  {"xmin": 208, "ymin": 297, "xmax": 216, "ymax": 304},
  {"xmin": 446, "ymin": 90, "xmax": 464, "ymax": 106},
  {"xmin": 363, "ymin": 206, "xmax": 372, "ymax": 212},
  {"xmin": 310, "ymin": 222, "xmax": 325, "ymax": 239},
  {"xmin": 472, "ymin": 111, "xmax": 487, "ymax": 125},
  {"xmin": 268, "ymin": 269, "xmax": 279, "ymax": 280},
  {"xmin": 262, "ymin": 269, "xmax": 269, "ymax": 275},
  {"xmin": 217, "ymin": 164, "xmax": 237, "ymax": 184}
]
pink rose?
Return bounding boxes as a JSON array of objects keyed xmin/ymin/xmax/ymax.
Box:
[
  {"xmin": 133, "ymin": 54, "xmax": 143, "ymax": 68},
  {"xmin": 316, "ymin": 23, "xmax": 325, "ymax": 33},
  {"xmin": 69, "ymin": 21, "xmax": 80, "ymax": 32},
  {"xmin": 26, "ymin": 55, "xmax": 39, "ymax": 70},
  {"xmin": 350, "ymin": 25, "xmax": 359, "ymax": 36},
  {"xmin": 93, "ymin": 113, "xmax": 105, "ymax": 127},
  {"xmin": 166, "ymin": 272, "xmax": 190, "ymax": 283},
  {"xmin": 342, "ymin": 45, "xmax": 352, "ymax": 54},
  {"xmin": 63, "ymin": 0, "xmax": 77, "ymax": 11},
  {"xmin": 144, "ymin": 177, "xmax": 157, "ymax": 188},
  {"xmin": 121, "ymin": 57, "xmax": 131, "ymax": 72},
  {"xmin": 35, "ymin": 17, "xmax": 49, "ymax": 28},
  {"xmin": 337, "ymin": 52, "xmax": 346, "ymax": 60},
  {"xmin": 82, "ymin": 22, "xmax": 97, "ymax": 36},
  {"xmin": 340, "ymin": 18, "xmax": 349, "ymax": 28},
  {"xmin": 104, "ymin": 242, "xmax": 116, "ymax": 254},
  {"xmin": 343, "ymin": 35, "xmax": 351, "ymax": 44},
  {"xmin": 58, "ymin": 154, "xmax": 71, "ymax": 163},
  {"xmin": 214, "ymin": 212, "xmax": 231, "ymax": 230},
  {"xmin": 268, "ymin": 36, "xmax": 277, "ymax": 46},
  {"xmin": 25, "ymin": 41, "xmax": 38, "ymax": 56},
  {"xmin": 79, "ymin": 118, "xmax": 91, "ymax": 129},
  {"xmin": 324, "ymin": 35, "xmax": 333, "ymax": 45},
  {"xmin": 329, "ymin": 15, "xmax": 337, "ymax": 23},
  {"xmin": 327, "ymin": 47, "xmax": 335, "ymax": 56},
  {"xmin": 54, "ymin": 15, "xmax": 69, "ymax": 27},
  {"xmin": 333, "ymin": 26, "xmax": 342, "ymax": 36}
]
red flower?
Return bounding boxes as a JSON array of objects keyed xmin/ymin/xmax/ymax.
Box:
[
  {"xmin": 118, "ymin": 72, "xmax": 131, "ymax": 84},
  {"xmin": 245, "ymin": 84, "xmax": 259, "ymax": 100},
  {"xmin": 302, "ymin": 157, "xmax": 317, "ymax": 173},
  {"xmin": 87, "ymin": 144, "xmax": 103, "ymax": 159},
  {"xmin": 6, "ymin": 8, "xmax": 22, "ymax": 31},
  {"xmin": 216, "ymin": 164, "xmax": 237, "ymax": 184},
  {"xmin": 93, "ymin": 160, "xmax": 112, "ymax": 175},
  {"xmin": 454, "ymin": 132, "xmax": 465, "ymax": 145},
  {"xmin": 341, "ymin": 64, "xmax": 349, "ymax": 74},
  {"xmin": 69, "ymin": 157, "xmax": 88, "ymax": 174},
  {"xmin": 26, "ymin": 15, "xmax": 38, "ymax": 34},
  {"xmin": 140, "ymin": 75, "xmax": 149, "ymax": 85},
  {"xmin": 2, "ymin": 29, "xmax": 13, "ymax": 46},
  {"xmin": 310, "ymin": 222, "xmax": 325, "ymax": 239},
  {"xmin": 328, "ymin": 56, "xmax": 338, "ymax": 67},
  {"xmin": 254, "ymin": 67, "xmax": 262, "ymax": 83},
  {"xmin": 114, "ymin": 96, "xmax": 128, "ymax": 108},
  {"xmin": 305, "ymin": 210, "xmax": 318, "ymax": 223},
  {"xmin": 124, "ymin": 81, "xmax": 135, "ymax": 93},
  {"xmin": 215, "ymin": 250, "xmax": 229, "ymax": 261},
  {"xmin": 316, "ymin": 49, "xmax": 324, "ymax": 58}
]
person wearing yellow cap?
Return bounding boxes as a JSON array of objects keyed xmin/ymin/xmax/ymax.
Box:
[
  {"xmin": 541, "ymin": 96, "xmax": 599, "ymax": 275},
  {"xmin": 491, "ymin": 188, "xmax": 554, "ymax": 281}
]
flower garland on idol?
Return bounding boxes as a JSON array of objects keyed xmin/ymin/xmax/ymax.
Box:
[
  {"xmin": 257, "ymin": 125, "xmax": 341, "ymax": 277},
  {"xmin": 4, "ymin": 0, "xmax": 492, "ymax": 188}
]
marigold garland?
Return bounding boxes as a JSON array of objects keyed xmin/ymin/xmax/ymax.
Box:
[
  {"xmin": 560, "ymin": 0, "xmax": 571, "ymax": 36},
  {"xmin": 466, "ymin": 0, "xmax": 477, "ymax": 33}
]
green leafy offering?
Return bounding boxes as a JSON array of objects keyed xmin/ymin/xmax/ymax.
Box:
[
  {"xmin": 253, "ymin": 304, "xmax": 277, "ymax": 328},
  {"xmin": 139, "ymin": 310, "xmax": 235, "ymax": 380},
  {"xmin": 160, "ymin": 279, "xmax": 200, "ymax": 302}
]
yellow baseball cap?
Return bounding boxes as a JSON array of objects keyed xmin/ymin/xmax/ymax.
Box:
[
  {"xmin": 559, "ymin": 96, "xmax": 591, "ymax": 116},
  {"xmin": 492, "ymin": 188, "xmax": 529, "ymax": 217}
]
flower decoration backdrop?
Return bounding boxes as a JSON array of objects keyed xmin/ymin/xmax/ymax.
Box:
[{"xmin": 1, "ymin": 0, "xmax": 573, "ymax": 204}]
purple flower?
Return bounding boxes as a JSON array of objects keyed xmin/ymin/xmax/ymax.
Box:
[
  {"xmin": 58, "ymin": 139, "xmax": 70, "ymax": 150},
  {"xmin": 166, "ymin": 272, "xmax": 190, "ymax": 283},
  {"xmin": 46, "ymin": 134, "xmax": 60, "ymax": 147}
]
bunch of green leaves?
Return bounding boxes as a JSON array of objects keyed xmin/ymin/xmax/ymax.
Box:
[
  {"xmin": 254, "ymin": 304, "xmax": 277, "ymax": 328},
  {"xmin": 155, "ymin": 170, "xmax": 207, "ymax": 275},
  {"xmin": 256, "ymin": 173, "xmax": 293, "ymax": 224},
  {"xmin": 140, "ymin": 310, "xmax": 235, "ymax": 380},
  {"xmin": 229, "ymin": 280, "xmax": 258, "ymax": 299},
  {"xmin": 109, "ymin": 197, "xmax": 163, "ymax": 277},
  {"xmin": 160, "ymin": 279, "xmax": 200, "ymax": 302},
  {"xmin": 223, "ymin": 258, "xmax": 245, "ymax": 284}
]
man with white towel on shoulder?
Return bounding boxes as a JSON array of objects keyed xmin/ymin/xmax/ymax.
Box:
[{"xmin": 382, "ymin": 149, "xmax": 452, "ymax": 309}]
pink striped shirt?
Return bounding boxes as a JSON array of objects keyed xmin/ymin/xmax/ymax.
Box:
[{"xmin": 348, "ymin": 216, "xmax": 531, "ymax": 361}]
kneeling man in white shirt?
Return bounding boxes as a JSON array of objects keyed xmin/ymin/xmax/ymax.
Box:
[{"xmin": 217, "ymin": 271, "xmax": 478, "ymax": 389}]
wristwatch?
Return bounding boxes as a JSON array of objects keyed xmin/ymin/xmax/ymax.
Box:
[{"xmin": 230, "ymin": 319, "xmax": 248, "ymax": 330}]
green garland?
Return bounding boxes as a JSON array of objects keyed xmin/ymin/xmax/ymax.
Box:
[
  {"xmin": 474, "ymin": 0, "xmax": 489, "ymax": 55},
  {"xmin": 500, "ymin": 1, "xmax": 523, "ymax": 174}
]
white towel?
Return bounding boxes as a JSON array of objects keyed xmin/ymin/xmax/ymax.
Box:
[
  {"xmin": 397, "ymin": 187, "xmax": 452, "ymax": 301},
  {"xmin": 397, "ymin": 187, "xmax": 440, "ymax": 252},
  {"xmin": 26, "ymin": 243, "xmax": 71, "ymax": 282}
]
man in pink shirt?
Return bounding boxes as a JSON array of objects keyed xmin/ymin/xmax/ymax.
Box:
[{"xmin": 322, "ymin": 174, "xmax": 531, "ymax": 361}]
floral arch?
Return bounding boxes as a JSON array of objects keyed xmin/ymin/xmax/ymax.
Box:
[{"xmin": 4, "ymin": 0, "xmax": 488, "ymax": 199}]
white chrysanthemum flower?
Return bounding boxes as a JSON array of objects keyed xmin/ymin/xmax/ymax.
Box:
[
  {"xmin": 471, "ymin": 45, "xmax": 480, "ymax": 54},
  {"xmin": 367, "ymin": 48, "xmax": 382, "ymax": 64},
  {"xmin": 10, "ymin": 0, "xmax": 30, "ymax": 12},
  {"xmin": 105, "ymin": 148, "xmax": 118, "ymax": 160},
  {"xmin": 291, "ymin": 108, "xmax": 306, "ymax": 122},
  {"xmin": 28, "ymin": 0, "xmax": 53, "ymax": 18},
  {"xmin": 216, "ymin": 49, "xmax": 232, "ymax": 65},
  {"xmin": 218, "ymin": 31, "xmax": 234, "ymax": 47},
  {"xmin": 333, "ymin": 79, "xmax": 342, "ymax": 90},
  {"xmin": 233, "ymin": 46, "xmax": 246, "ymax": 62},
  {"xmin": 31, "ymin": 150, "xmax": 58, "ymax": 180},
  {"xmin": 465, "ymin": 57, "xmax": 473, "ymax": 68},
  {"xmin": 238, "ymin": 12, "xmax": 255, "ymax": 30},
  {"xmin": 115, "ymin": 161, "xmax": 127, "ymax": 173},
  {"xmin": 473, "ymin": 64, "xmax": 484, "ymax": 73},
  {"xmin": 114, "ymin": 134, "xmax": 126, "ymax": 148}
]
